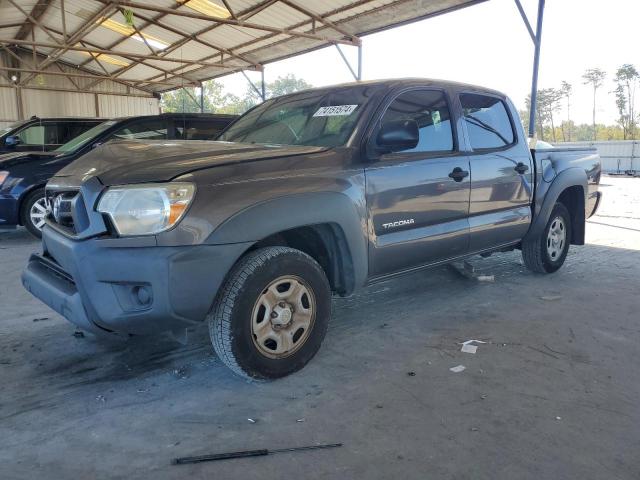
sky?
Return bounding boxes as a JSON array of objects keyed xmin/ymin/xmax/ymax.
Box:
[{"xmin": 218, "ymin": 0, "xmax": 640, "ymax": 125}]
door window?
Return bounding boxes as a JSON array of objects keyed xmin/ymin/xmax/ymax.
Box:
[
  {"xmin": 460, "ymin": 93, "xmax": 514, "ymax": 150},
  {"xmin": 379, "ymin": 90, "xmax": 454, "ymax": 153},
  {"xmin": 174, "ymin": 119, "xmax": 228, "ymax": 140},
  {"xmin": 110, "ymin": 119, "xmax": 168, "ymax": 141},
  {"xmin": 16, "ymin": 123, "xmax": 63, "ymax": 147}
]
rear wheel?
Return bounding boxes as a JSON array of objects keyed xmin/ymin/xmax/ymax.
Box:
[
  {"xmin": 209, "ymin": 247, "xmax": 331, "ymax": 380},
  {"xmin": 522, "ymin": 202, "xmax": 572, "ymax": 273},
  {"xmin": 20, "ymin": 188, "xmax": 47, "ymax": 239}
]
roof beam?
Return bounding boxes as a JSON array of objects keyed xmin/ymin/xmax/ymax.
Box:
[
  {"xmin": 13, "ymin": 0, "xmax": 55, "ymax": 40},
  {"xmin": 109, "ymin": 1, "xmax": 359, "ymax": 46},
  {"xmin": 82, "ymin": 0, "xmax": 276, "ymax": 90},
  {"xmin": 140, "ymin": 0, "xmax": 372, "ymax": 88},
  {"xmin": 0, "ymin": 65, "xmax": 190, "ymax": 85},
  {"xmin": 280, "ymin": 0, "xmax": 360, "ymax": 43},
  {"xmin": 0, "ymin": 82, "xmax": 156, "ymax": 98},
  {"xmin": 0, "ymin": 38, "xmax": 254, "ymax": 69}
]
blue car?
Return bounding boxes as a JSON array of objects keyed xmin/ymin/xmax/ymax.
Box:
[{"xmin": 0, "ymin": 113, "xmax": 237, "ymax": 237}]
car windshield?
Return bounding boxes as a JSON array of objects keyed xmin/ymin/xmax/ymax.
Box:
[
  {"xmin": 54, "ymin": 120, "xmax": 117, "ymax": 153},
  {"xmin": 219, "ymin": 86, "xmax": 377, "ymax": 147},
  {"xmin": 0, "ymin": 120, "xmax": 29, "ymax": 138}
]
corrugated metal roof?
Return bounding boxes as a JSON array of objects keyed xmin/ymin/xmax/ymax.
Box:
[{"xmin": 0, "ymin": 0, "xmax": 487, "ymax": 93}]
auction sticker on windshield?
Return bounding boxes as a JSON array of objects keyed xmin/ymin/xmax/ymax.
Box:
[{"xmin": 313, "ymin": 105, "xmax": 358, "ymax": 117}]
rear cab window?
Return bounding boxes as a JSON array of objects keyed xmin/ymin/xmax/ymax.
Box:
[{"xmin": 459, "ymin": 93, "xmax": 515, "ymax": 150}]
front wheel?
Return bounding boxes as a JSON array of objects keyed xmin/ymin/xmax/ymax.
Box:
[
  {"xmin": 522, "ymin": 202, "xmax": 572, "ymax": 273},
  {"xmin": 20, "ymin": 188, "xmax": 47, "ymax": 239},
  {"xmin": 209, "ymin": 247, "xmax": 331, "ymax": 380}
]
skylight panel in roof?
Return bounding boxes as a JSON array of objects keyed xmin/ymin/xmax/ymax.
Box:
[
  {"xmin": 176, "ymin": 0, "xmax": 231, "ymax": 18},
  {"xmin": 97, "ymin": 17, "xmax": 169, "ymax": 50}
]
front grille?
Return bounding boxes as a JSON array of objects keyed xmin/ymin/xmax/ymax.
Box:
[{"xmin": 45, "ymin": 189, "xmax": 85, "ymax": 234}]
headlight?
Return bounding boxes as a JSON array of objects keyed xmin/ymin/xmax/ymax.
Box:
[
  {"xmin": 0, "ymin": 171, "xmax": 8, "ymax": 185},
  {"xmin": 97, "ymin": 183, "xmax": 195, "ymax": 236}
]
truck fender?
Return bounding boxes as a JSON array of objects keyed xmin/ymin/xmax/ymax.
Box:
[
  {"xmin": 206, "ymin": 191, "xmax": 369, "ymax": 291},
  {"xmin": 524, "ymin": 167, "xmax": 588, "ymax": 243}
]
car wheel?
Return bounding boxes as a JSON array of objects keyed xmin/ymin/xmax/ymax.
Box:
[
  {"xmin": 21, "ymin": 188, "xmax": 47, "ymax": 239},
  {"xmin": 209, "ymin": 246, "xmax": 331, "ymax": 380},
  {"xmin": 522, "ymin": 202, "xmax": 572, "ymax": 273}
]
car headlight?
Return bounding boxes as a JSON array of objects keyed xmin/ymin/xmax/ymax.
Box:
[
  {"xmin": 97, "ymin": 183, "xmax": 195, "ymax": 236},
  {"xmin": 0, "ymin": 171, "xmax": 8, "ymax": 185}
]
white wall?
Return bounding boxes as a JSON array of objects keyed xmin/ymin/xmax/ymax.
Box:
[
  {"xmin": 0, "ymin": 51, "xmax": 159, "ymax": 122},
  {"xmin": 555, "ymin": 141, "xmax": 640, "ymax": 173},
  {"xmin": 0, "ymin": 85, "xmax": 160, "ymax": 122},
  {"xmin": 22, "ymin": 90, "xmax": 96, "ymax": 118},
  {"xmin": 0, "ymin": 88, "xmax": 18, "ymax": 123},
  {"xmin": 98, "ymin": 95, "xmax": 160, "ymax": 118}
]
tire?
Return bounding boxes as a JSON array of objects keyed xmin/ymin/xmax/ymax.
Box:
[
  {"xmin": 209, "ymin": 247, "xmax": 331, "ymax": 380},
  {"xmin": 522, "ymin": 202, "xmax": 572, "ymax": 273},
  {"xmin": 20, "ymin": 188, "xmax": 47, "ymax": 239}
]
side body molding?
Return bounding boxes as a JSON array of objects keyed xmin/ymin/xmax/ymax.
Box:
[
  {"xmin": 206, "ymin": 191, "xmax": 369, "ymax": 292},
  {"xmin": 524, "ymin": 167, "xmax": 588, "ymax": 242}
]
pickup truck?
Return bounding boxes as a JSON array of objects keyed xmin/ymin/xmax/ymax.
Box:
[{"xmin": 22, "ymin": 79, "xmax": 601, "ymax": 380}]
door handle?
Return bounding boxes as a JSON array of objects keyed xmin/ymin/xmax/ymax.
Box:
[
  {"xmin": 448, "ymin": 167, "xmax": 469, "ymax": 182},
  {"xmin": 514, "ymin": 162, "xmax": 529, "ymax": 174}
]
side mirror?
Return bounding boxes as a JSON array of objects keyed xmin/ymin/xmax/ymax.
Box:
[
  {"xmin": 4, "ymin": 135, "xmax": 20, "ymax": 146},
  {"xmin": 375, "ymin": 119, "xmax": 419, "ymax": 153}
]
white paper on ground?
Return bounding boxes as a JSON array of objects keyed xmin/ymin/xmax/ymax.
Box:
[
  {"xmin": 461, "ymin": 344, "xmax": 478, "ymax": 354},
  {"xmin": 450, "ymin": 365, "xmax": 466, "ymax": 373}
]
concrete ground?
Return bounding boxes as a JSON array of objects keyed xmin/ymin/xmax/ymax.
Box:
[{"xmin": 1, "ymin": 176, "xmax": 639, "ymax": 480}]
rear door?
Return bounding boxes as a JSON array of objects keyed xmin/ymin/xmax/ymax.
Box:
[
  {"xmin": 459, "ymin": 92, "xmax": 533, "ymax": 252},
  {"xmin": 365, "ymin": 88, "xmax": 471, "ymax": 277},
  {"xmin": 106, "ymin": 118, "xmax": 169, "ymax": 142}
]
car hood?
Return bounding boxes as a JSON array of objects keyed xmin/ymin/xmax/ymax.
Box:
[
  {"xmin": 54, "ymin": 140, "xmax": 329, "ymax": 185},
  {"xmin": 0, "ymin": 150, "xmax": 62, "ymax": 168}
]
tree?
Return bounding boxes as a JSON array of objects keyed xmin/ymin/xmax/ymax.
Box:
[
  {"xmin": 160, "ymin": 81, "xmax": 245, "ymax": 114},
  {"xmin": 560, "ymin": 81, "xmax": 573, "ymax": 141},
  {"xmin": 238, "ymin": 74, "xmax": 313, "ymax": 112},
  {"xmin": 525, "ymin": 88, "xmax": 562, "ymax": 141},
  {"xmin": 612, "ymin": 64, "xmax": 639, "ymax": 139},
  {"xmin": 582, "ymin": 68, "xmax": 606, "ymax": 141},
  {"xmin": 268, "ymin": 73, "xmax": 312, "ymax": 97}
]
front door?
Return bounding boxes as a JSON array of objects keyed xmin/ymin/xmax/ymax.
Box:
[
  {"xmin": 459, "ymin": 93, "xmax": 533, "ymax": 252},
  {"xmin": 365, "ymin": 88, "xmax": 471, "ymax": 277}
]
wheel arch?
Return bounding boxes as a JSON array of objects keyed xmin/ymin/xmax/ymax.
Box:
[
  {"xmin": 206, "ymin": 192, "xmax": 368, "ymax": 294},
  {"xmin": 525, "ymin": 168, "xmax": 588, "ymax": 245}
]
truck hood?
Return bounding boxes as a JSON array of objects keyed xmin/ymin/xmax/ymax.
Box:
[
  {"xmin": 53, "ymin": 140, "xmax": 328, "ymax": 185},
  {"xmin": 0, "ymin": 150, "xmax": 61, "ymax": 168}
]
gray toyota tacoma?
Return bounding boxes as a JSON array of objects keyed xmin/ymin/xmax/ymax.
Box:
[{"xmin": 22, "ymin": 79, "xmax": 601, "ymax": 380}]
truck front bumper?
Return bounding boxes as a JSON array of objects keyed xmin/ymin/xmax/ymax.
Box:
[{"xmin": 22, "ymin": 226, "xmax": 252, "ymax": 335}]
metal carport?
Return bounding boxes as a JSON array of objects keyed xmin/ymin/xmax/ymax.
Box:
[{"xmin": 0, "ymin": 0, "xmax": 545, "ymax": 137}]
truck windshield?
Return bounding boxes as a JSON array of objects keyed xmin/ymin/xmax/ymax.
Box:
[
  {"xmin": 219, "ymin": 86, "xmax": 376, "ymax": 147},
  {"xmin": 55, "ymin": 120, "xmax": 117, "ymax": 153}
]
